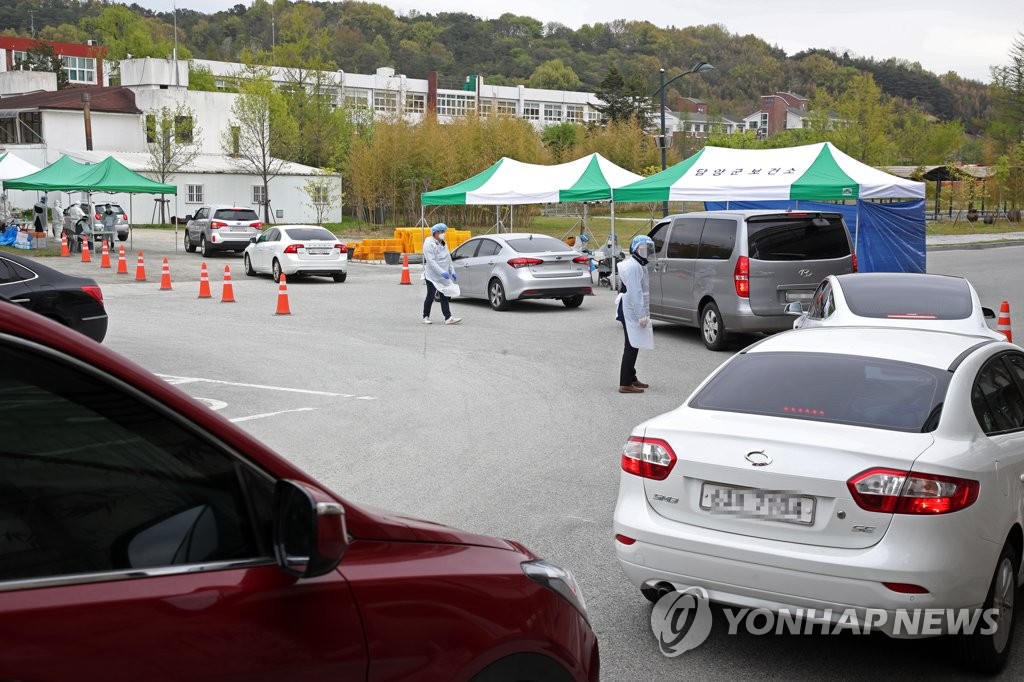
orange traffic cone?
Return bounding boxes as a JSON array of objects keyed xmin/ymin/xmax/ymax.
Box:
[
  {"xmin": 116, "ymin": 244, "xmax": 128, "ymax": 274},
  {"xmin": 80, "ymin": 238, "xmax": 91, "ymax": 263},
  {"xmin": 99, "ymin": 242, "xmax": 111, "ymax": 269},
  {"xmin": 997, "ymin": 301, "xmax": 1013, "ymax": 343},
  {"xmin": 60, "ymin": 232, "xmax": 69, "ymax": 257},
  {"xmin": 159, "ymin": 257, "xmax": 173, "ymax": 290},
  {"xmin": 198, "ymin": 262, "xmax": 212, "ymax": 298},
  {"xmin": 221, "ymin": 265, "xmax": 236, "ymax": 303},
  {"xmin": 274, "ymin": 273, "xmax": 292, "ymax": 315},
  {"xmin": 399, "ymin": 253, "xmax": 412, "ymax": 285},
  {"xmin": 135, "ymin": 251, "xmax": 147, "ymax": 281}
]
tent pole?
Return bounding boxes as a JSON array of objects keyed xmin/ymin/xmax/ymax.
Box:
[
  {"xmin": 174, "ymin": 194, "xmax": 178, "ymax": 252},
  {"xmin": 854, "ymin": 202, "xmax": 860, "ymax": 256},
  {"xmin": 130, "ymin": 195, "xmax": 133, "ymax": 252},
  {"xmin": 610, "ymin": 201, "xmax": 618, "ymax": 291},
  {"xmin": 510, "ymin": 205, "xmax": 513, "ymax": 233}
]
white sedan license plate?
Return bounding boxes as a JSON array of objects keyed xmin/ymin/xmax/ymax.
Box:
[
  {"xmin": 307, "ymin": 248, "xmax": 331, "ymax": 255},
  {"xmin": 700, "ymin": 483, "xmax": 814, "ymax": 525}
]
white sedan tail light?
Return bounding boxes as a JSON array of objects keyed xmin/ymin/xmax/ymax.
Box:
[
  {"xmin": 621, "ymin": 436, "xmax": 676, "ymax": 481},
  {"xmin": 847, "ymin": 468, "xmax": 979, "ymax": 514}
]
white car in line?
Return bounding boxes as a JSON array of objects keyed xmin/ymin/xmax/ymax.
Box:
[
  {"xmin": 614, "ymin": 326, "xmax": 1024, "ymax": 673},
  {"xmin": 243, "ymin": 225, "xmax": 348, "ymax": 283},
  {"xmin": 788, "ymin": 272, "xmax": 1003, "ymax": 340}
]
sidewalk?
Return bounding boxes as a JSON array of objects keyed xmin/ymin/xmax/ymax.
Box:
[{"xmin": 926, "ymin": 231, "xmax": 1024, "ymax": 248}]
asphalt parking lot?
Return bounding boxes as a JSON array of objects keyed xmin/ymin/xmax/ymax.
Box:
[{"xmin": 25, "ymin": 229, "xmax": 1024, "ymax": 680}]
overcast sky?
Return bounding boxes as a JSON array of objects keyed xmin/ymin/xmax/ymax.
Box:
[{"xmin": 150, "ymin": 0, "xmax": 1022, "ymax": 82}]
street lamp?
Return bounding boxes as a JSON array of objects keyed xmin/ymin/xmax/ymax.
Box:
[{"xmin": 654, "ymin": 61, "xmax": 713, "ymax": 217}]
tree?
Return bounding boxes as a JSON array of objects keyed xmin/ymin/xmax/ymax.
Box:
[
  {"xmin": 145, "ymin": 104, "xmax": 203, "ymax": 223},
  {"xmin": 528, "ymin": 59, "xmax": 582, "ymax": 90},
  {"xmin": 301, "ymin": 168, "xmax": 342, "ymax": 224},
  {"xmin": 541, "ymin": 122, "xmax": 581, "ymax": 162},
  {"xmin": 593, "ymin": 66, "xmax": 650, "ymax": 129},
  {"xmin": 990, "ymin": 32, "xmax": 1024, "ymax": 146},
  {"xmin": 13, "ymin": 42, "xmax": 68, "ymax": 89},
  {"xmin": 222, "ymin": 68, "xmax": 299, "ymax": 223}
]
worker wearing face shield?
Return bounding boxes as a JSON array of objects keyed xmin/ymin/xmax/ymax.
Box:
[{"xmin": 615, "ymin": 235, "xmax": 655, "ymax": 394}]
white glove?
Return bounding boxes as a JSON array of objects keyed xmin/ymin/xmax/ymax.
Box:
[{"xmin": 639, "ymin": 316, "xmax": 650, "ymax": 328}]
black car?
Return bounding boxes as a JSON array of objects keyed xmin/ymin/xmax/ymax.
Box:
[{"xmin": 0, "ymin": 250, "xmax": 108, "ymax": 342}]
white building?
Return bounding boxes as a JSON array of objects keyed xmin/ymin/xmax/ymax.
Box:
[{"xmin": 0, "ymin": 55, "xmax": 327, "ymax": 224}]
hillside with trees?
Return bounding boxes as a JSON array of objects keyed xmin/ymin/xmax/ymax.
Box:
[{"xmin": 3, "ymin": 1, "xmax": 1022, "ymax": 223}]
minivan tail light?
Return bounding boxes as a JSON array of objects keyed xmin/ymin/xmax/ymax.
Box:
[
  {"xmin": 250, "ymin": 222, "xmax": 264, "ymax": 229},
  {"xmin": 81, "ymin": 285, "xmax": 104, "ymax": 304},
  {"xmin": 94, "ymin": 212, "xmax": 101, "ymax": 220},
  {"xmin": 851, "ymin": 252, "xmax": 858, "ymax": 272},
  {"xmin": 621, "ymin": 436, "xmax": 676, "ymax": 480},
  {"xmin": 847, "ymin": 468, "xmax": 979, "ymax": 514},
  {"xmin": 734, "ymin": 255, "xmax": 749, "ymax": 298},
  {"xmin": 283, "ymin": 244, "xmax": 303, "ymax": 254},
  {"xmin": 508, "ymin": 257, "xmax": 544, "ymax": 268},
  {"xmin": 210, "ymin": 220, "xmax": 227, "ymax": 229}
]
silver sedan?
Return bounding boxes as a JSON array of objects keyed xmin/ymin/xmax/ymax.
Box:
[{"xmin": 449, "ymin": 233, "xmax": 593, "ymax": 310}]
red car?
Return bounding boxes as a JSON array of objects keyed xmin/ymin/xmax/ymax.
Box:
[{"xmin": 0, "ymin": 301, "xmax": 598, "ymax": 681}]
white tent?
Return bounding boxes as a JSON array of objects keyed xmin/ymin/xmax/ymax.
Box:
[{"xmin": 0, "ymin": 152, "xmax": 42, "ymax": 182}]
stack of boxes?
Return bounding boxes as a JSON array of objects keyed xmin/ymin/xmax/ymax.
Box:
[{"xmin": 348, "ymin": 227, "xmax": 472, "ymax": 261}]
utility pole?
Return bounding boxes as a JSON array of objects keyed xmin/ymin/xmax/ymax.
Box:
[
  {"xmin": 81, "ymin": 92, "xmax": 94, "ymax": 151},
  {"xmin": 29, "ymin": 10, "xmax": 35, "ymax": 37}
]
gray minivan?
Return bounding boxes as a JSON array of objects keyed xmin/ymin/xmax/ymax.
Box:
[{"xmin": 647, "ymin": 209, "xmax": 856, "ymax": 350}]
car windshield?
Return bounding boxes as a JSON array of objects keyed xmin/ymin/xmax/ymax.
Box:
[
  {"xmin": 747, "ymin": 215, "xmax": 851, "ymax": 261},
  {"xmin": 505, "ymin": 236, "xmax": 573, "ymax": 254},
  {"xmin": 690, "ymin": 352, "xmax": 951, "ymax": 432},
  {"xmin": 840, "ymin": 277, "xmax": 973, "ymax": 320},
  {"xmin": 213, "ymin": 209, "xmax": 260, "ymax": 221},
  {"xmin": 283, "ymin": 228, "xmax": 336, "ymax": 241}
]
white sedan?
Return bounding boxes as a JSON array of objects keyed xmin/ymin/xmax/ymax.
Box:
[
  {"xmin": 243, "ymin": 225, "xmax": 347, "ymax": 283},
  {"xmin": 789, "ymin": 272, "xmax": 1003, "ymax": 340},
  {"xmin": 614, "ymin": 326, "xmax": 1024, "ymax": 673}
]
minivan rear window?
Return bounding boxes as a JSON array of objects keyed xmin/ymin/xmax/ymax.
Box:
[
  {"xmin": 213, "ymin": 209, "xmax": 260, "ymax": 221},
  {"xmin": 506, "ymin": 236, "xmax": 573, "ymax": 253},
  {"xmin": 690, "ymin": 352, "xmax": 950, "ymax": 432},
  {"xmin": 747, "ymin": 215, "xmax": 851, "ymax": 261}
]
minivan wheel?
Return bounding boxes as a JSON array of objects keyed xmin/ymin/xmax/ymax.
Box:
[
  {"xmin": 960, "ymin": 543, "xmax": 1018, "ymax": 674},
  {"xmin": 200, "ymin": 235, "xmax": 211, "ymax": 257},
  {"xmin": 701, "ymin": 301, "xmax": 729, "ymax": 351},
  {"xmin": 562, "ymin": 295, "xmax": 584, "ymax": 309},
  {"xmin": 488, "ymin": 278, "xmax": 510, "ymax": 311},
  {"xmin": 184, "ymin": 231, "xmax": 196, "ymax": 252}
]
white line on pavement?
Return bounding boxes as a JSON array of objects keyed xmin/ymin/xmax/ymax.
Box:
[
  {"xmin": 157, "ymin": 373, "xmax": 376, "ymax": 400},
  {"xmin": 231, "ymin": 407, "xmax": 317, "ymax": 423}
]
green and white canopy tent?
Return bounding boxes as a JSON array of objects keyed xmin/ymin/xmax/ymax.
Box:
[
  {"xmin": 612, "ymin": 142, "xmax": 925, "ymax": 203},
  {"xmin": 422, "ymin": 153, "xmax": 643, "ymax": 206}
]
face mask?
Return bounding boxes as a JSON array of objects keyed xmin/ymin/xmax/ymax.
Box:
[
  {"xmin": 436, "ymin": 232, "xmax": 446, "ymax": 240},
  {"xmin": 636, "ymin": 245, "xmax": 647, "ymax": 258}
]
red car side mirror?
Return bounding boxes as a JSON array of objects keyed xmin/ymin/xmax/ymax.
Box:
[{"xmin": 273, "ymin": 480, "xmax": 349, "ymax": 578}]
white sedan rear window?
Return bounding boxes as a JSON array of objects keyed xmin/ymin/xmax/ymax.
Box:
[
  {"xmin": 690, "ymin": 352, "xmax": 951, "ymax": 432},
  {"xmin": 283, "ymin": 228, "xmax": 336, "ymax": 241}
]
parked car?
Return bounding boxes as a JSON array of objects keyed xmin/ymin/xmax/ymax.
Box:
[
  {"xmin": 243, "ymin": 225, "xmax": 347, "ymax": 283},
  {"xmin": 0, "ymin": 250, "xmax": 107, "ymax": 342},
  {"xmin": 62, "ymin": 202, "xmax": 130, "ymax": 244},
  {"xmin": 788, "ymin": 272, "xmax": 1003, "ymax": 340},
  {"xmin": 646, "ymin": 210, "xmax": 856, "ymax": 350},
  {"xmin": 614, "ymin": 325, "xmax": 1024, "ymax": 673},
  {"xmin": 184, "ymin": 205, "xmax": 264, "ymax": 256},
  {"xmin": 0, "ymin": 302, "xmax": 597, "ymax": 681},
  {"xmin": 449, "ymin": 233, "xmax": 593, "ymax": 310}
]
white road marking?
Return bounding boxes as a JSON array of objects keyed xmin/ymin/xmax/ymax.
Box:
[
  {"xmin": 157, "ymin": 373, "xmax": 376, "ymax": 400},
  {"xmin": 195, "ymin": 397, "xmax": 228, "ymax": 411},
  {"xmin": 231, "ymin": 407, "xmax": 316, "ymax": 423}
]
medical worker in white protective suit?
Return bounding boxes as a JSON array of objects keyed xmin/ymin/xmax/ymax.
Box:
[
  {"xmin": 615, "ymin": 235, "xmax": 655, "ymax": 393},
  {"xmin": 421, "ymin": 222, "xmax": 462, "ymax": 325}
]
